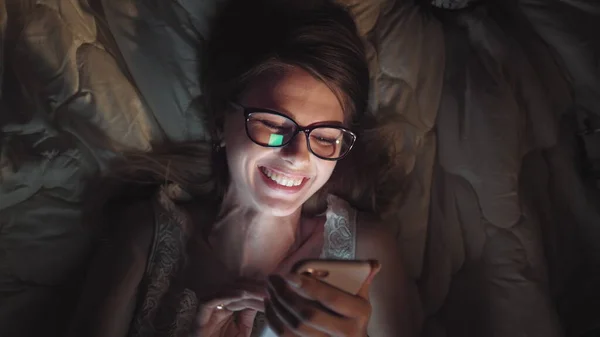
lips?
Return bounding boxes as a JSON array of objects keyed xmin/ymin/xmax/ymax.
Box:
[{"xmin": 258, "ymin": 166, "xmax": 309, "ymax": 193}]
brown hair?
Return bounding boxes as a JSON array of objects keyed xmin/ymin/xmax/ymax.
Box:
[
  {"xmin": 94, "ymin": 0, "xmax": 381, "ymax": 219},
  {"xmin": 203, "ymin": 0, "xmax": 369, "ymax": 127}
]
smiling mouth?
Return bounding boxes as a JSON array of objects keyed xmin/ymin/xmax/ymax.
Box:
[{"xmin": 259, "ymin": 166, "xmax": 309, "ymax": 188}]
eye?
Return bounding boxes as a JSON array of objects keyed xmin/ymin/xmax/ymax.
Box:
[
  {"xmin": 259, "ymin": 119, "xmax": 288, "ymax": 132},
  {"xmin": 312, "ymin": 136, "xmax": 338, "ymax": 145}
]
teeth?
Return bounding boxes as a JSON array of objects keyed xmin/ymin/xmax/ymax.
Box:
[{"xmin": 261, "ymin": 167, "xmax": 304, "ymax": 187}]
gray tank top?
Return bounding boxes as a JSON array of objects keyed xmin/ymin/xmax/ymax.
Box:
[
  {"xmin": 321, "ymin": 194, "xmax": 358, "ymax": 259},
  {"xmin": 129, "ymin": 185, "xmax": 357, "ymax": 336}
]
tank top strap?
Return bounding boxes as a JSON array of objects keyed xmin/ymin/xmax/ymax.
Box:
[
  {"xmin": 320, "ymin": 194, "xmax": 357, "ymax": 260},
  {"xmin": 130, "ymin": 184, "xmax": 198, "ymax": 336}
]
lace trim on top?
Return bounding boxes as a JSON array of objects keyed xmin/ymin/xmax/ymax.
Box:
[
  {"xmin": 129, "ymin": 185, "xmax": 198, "ymax": 337},
  {"xmin": 320, "ymin": 194, "xmax": 357, "ymax": 260},
  {"xmin": 130, "ymin": 186, "xmax": 357, "ymax": 337}
]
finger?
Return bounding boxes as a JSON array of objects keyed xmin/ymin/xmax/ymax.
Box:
[
  {"xmin": 264, "ymin": 300, "xmax": 290, "ymax": 336},
  {"xmin": 234, "ymin": 279, "xmax": 269, "ymax": 298},
  {"xmin": 276, "ymin": 274, "xmax": 370, "ymax": 318},
  {"xmin": 195, "ymin": 305, "xmax": 232, "ymax": 330},
  {"xmin": 223, "ymin": 299, "xmax": 265, "ymax": 312},
  {"xmin": 267, "ymin": 288, "xmax": 330, "ymax": 337},
  {"xmin": 198, "ymin": 295, "xmax": 252, "ymax": 326},
  {"xmin": 202, "ymin": 289, "xmax": 266, "ymax": 309},
  {"xmin": 237, "ymin": 309, "xmax": 258, "ymax": 335},
  {"xmin": 357, "ymin": 260, "xmax": 382, "ymax": 300},
  {"xmin": 268, "ymin": 282, "xmax": 354, "ymax": 336}
]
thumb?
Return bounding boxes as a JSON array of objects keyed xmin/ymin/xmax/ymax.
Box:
[
  {"xmin": 357, "ymin": 260, "xmax": 381, "ymax": 300},
  {"xmin": 237, "ymin": 309, "xmax": 258, "ymax": 334}
]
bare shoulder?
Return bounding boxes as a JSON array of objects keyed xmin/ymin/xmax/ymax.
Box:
[
  {"xmin": 355, "ymin": 212, "xmax": 397, "ymax": 261},
  {"xmin": 354, "ymin": 212, "xmax": 423, "ymax": 337}
]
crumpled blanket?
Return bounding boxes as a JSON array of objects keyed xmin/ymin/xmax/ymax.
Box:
[{"xmin": 1, "ymin": 0, "xmax": 599, "ymax": 336}]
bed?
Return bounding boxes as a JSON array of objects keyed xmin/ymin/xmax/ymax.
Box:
[{"xmin": 1, "ymin": 0, "xmax": 599, "ymax": 336}]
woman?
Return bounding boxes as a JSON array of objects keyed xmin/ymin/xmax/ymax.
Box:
[{"xmin": 69, "ymin": 0, "xmax": 420, "ymax": 336}]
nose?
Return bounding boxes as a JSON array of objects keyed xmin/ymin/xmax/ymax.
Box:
[{"xmin": 280, "ymin": 132, "xmax": 311, "ymax": 166}]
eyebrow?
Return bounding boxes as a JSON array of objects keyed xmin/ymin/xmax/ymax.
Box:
[
  {"xmin": 233, "ymin": 101, "xmax": 348, "ymax": 128},
  {"xmin": 237, "ymin": 105, "xmax": 348, "ymax": 130}
]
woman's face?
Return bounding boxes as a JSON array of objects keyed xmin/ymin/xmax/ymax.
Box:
[{"xmin": 222, "ymin": 67, "xmax": 345, "ymax": 216}]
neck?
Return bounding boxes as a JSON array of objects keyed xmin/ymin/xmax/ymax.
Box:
[{"xmin": 208, "ymin": 184, "xmax": 302, "ymax": 278}]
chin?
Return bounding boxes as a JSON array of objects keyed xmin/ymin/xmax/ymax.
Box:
[{"xmin": 254, "ymin": 196, "xmax": 306, "ymax": 217}]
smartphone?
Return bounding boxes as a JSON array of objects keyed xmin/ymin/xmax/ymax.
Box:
[
  {"xmin": 259, "ymin": 259, "xmax": 372, "ymax": 337},
  {"xmin": 291, "ymin": 259, "xmax": 372, "ymax": 295}
]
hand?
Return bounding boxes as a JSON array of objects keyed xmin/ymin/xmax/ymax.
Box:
[
  {"xmin": 265, "ymin": 261, "xmax": 381, "ymax": 336},
  {"xmin": 193, "ymin": 281, "xmax": 267, "ymax": 337}
]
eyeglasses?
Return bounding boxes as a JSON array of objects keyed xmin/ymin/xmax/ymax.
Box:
[{"xmin": 231, "ymin": 102, "xmax": 357, "ymax": 161}]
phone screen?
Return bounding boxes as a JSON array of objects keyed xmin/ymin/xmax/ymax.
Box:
[{"xmin": 259, "ymin": 259, "xmax": 371, "ymax": 336}]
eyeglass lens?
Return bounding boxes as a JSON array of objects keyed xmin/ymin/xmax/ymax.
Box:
[{"xmin": 246, "ymin": 112, "xmax": 354, "ymax": 159}]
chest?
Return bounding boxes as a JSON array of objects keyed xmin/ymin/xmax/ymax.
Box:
[{"xmin": 128, "ymin": 191, "xmax": 357, "ymax": 336}]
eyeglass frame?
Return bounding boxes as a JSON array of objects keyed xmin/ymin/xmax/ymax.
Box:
[{"xmin": 230, "ymin": 102, "xmax": 357, "ymax": 161}]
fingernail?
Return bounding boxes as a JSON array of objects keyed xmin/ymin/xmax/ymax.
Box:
[
  {"xmin": 369, "ymin": 259, "xmax": 381, "ymax": 271},
  {"xmin": 283, "ymin": 274, "xmax": 303, "ymax": 288}
]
